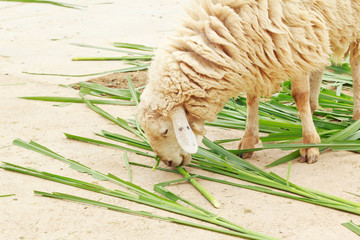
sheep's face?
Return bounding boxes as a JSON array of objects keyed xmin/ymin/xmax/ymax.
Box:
[{"xmin": 138, "ymin": 105, "xmax": 205, "ymax": 167}]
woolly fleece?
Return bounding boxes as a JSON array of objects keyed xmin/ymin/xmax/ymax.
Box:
[{"xmin": 141, "ymin": 0, "xmax": 360, "ymax": 121}]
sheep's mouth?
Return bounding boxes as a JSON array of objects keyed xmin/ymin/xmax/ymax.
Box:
[
  {"xmin": 164, "ymin": 161, "xmax": 173, "ymax": 167},
  {"xmin": 163, "ymin": 154, "xmax": 189, "ymax": 167}
]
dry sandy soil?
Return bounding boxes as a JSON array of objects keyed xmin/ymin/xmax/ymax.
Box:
[{"xmin": 1, "ymin": 1, "xmax": 360, "ymax": 240}]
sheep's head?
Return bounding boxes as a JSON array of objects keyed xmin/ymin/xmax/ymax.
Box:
[{"xmin": 138, "ymin": 103, "xmax": 205, "ymax": 167}]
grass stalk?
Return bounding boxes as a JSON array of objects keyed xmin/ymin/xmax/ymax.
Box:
[
  {"xmin": 72, "ymin": 56, "xmax": 153, "ymax": 61},
  {"xmin": 113, "ymin": 42, "xmax": 155, "ymax": 52},
  {"xmin": 126, "ymin": 75, "xmax": 139, "ymax": 105},
  {"xmin": 177, "ymin": 166, "xmax": 221, "ymax": 208},
  {"xmin": 0, "ymin": 194, "xmax": 15, "ymax": 198},
  {"xmin": 342, "ymin": 220, "xmax": 360, "ymax": 236},
  {"xmin": 23, "ymin": 65, "xmax": 148, "ymax": 77},
  {"xmin": 19, "ymin": 96, "xmax": 135, "ymax": 105},
  {"xmin": 122, "ymin": 152, "xmax": 132, "ymax": 182},
  {"xmin": 70, "ymin": 43, "xmax": 152, "ymax": 56},
  {"xmin": 0, "ymin": 0, "xmax": 84, "ymax": 9}
]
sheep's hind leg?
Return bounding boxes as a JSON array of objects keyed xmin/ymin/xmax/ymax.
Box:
[
  {"xmin": 238, "ymin": 93, "xmax": 259, "ymax": 158},
  {"xmin": 292, "ymin": 73, "xmax": 321, "ymax": 163},
  {"xmin": 309, "ymin": 69, "xmax": 323, "ymax": 114},
  {"xmin": 350, "ymin": 40, "xmax": 360, "ymax": 120}
]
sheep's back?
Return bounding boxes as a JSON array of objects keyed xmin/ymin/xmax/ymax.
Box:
[{"xmin": 147, "ymin": 0, "xmax": 360, "ymax": 121}]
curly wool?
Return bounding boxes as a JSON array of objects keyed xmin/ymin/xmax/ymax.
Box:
[{"xmin": 142, "ymin": 0, "xmax": 360, "ymax": 121}]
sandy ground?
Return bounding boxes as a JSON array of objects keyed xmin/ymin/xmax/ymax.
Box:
[{"xmin": 1, "ymin": 1, "xmax": 360, "ymax": 240}]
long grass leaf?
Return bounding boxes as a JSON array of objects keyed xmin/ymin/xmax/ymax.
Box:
[
  {"xmin": 177, "ymin": 166, "xmax": 221, "ymax": 208},
  {"xmin": 72, "ymin": 56, "xmax": 153, "ymax": 61},
  {"xmin": 126, "ymin": 75, "xmax": 139, "ymax": 105},
  {"xmin": 0, "ymin": 194, "xmax": 15, "ymax": 198},
  {"xmin": 113, "ymin": 42, "xmax": 155, "ymax": 52},
  {"xmin": 71, "ymin": 43, "xmax": 152, "ymax": 56},
  {"xmin": 78, "ymin": 93, "xmax": 146, "ymax": 141},
  {"xmin": 123, "ymin": 152, "xmax": 132, "ymax": 183},
  {"xmin": 19, "ymin": 96, "xmax": 135, "ymax": 105},
  {"xmin": 342, "ymin": 221, "xmax": 360, "ymax": 236},
  {"xmin": 0, "ymin": 0, "xmax": 84, "ymax": 9},
  {"xmin": 64, "ymin": 133, "xmax": 155, "ymax": 158},
  {"xmin": 23, "ymin": 65, "xmax": 148, "ymax": 77}
]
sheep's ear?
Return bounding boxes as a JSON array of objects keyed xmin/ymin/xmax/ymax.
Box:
[{"xmin": 171, "ymin": 106, "xmax": 198, "ymax": 154}]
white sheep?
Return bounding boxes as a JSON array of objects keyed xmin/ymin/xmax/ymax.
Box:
[{"xmin": 138, "ymin": 0, "xmax": 360, "ymax": 167}]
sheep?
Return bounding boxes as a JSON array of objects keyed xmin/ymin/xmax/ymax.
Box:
[{"xmin": 138, "ymin": 0, "xmax": 360, "ymax": 167}]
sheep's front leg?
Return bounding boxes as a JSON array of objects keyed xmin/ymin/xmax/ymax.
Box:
[
  {"xmin": 309, "ymin": 69, "xmax": 323, "ymax": 114},
  {"xmin": 350, "ymin": 40, "xmax": 360, "ymax": 120},
  {"xmin": 292, "ymin": 73, "xmax": 321, "ymax": 163},
  {"xmin": 238, "ymin": 93, "xmax": 259, "ymax": 158}
]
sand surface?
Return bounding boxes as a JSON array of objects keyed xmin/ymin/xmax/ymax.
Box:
[{"xmin": 1, "ymin": 1, "xmax": 360, "ymax": 239}]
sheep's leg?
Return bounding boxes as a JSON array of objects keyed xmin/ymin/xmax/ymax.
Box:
[
  {"xmin": 238, "ymin": 93, "xmax": 259, "ymax": 158},
  {"xmin": 292, "ymin": 73, "xmax": 321, "ymax": 164},
  {"xmin": 309, "ymin": 69, "xmax": 323, "ymax": 114},
  {"xmin": 350, "ymin": 40, "xmax": 360, "ymax": 120}
]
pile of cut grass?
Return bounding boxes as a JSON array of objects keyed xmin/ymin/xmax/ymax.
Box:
[
  {"xmin": 19, "ymin": 74, "xmax": 360, "ymax": 214},
  {"xmin": 9, "ymin": 42, "xmax": 360, "ymax": 238},
  {"xmin": 2, "ymin": 140, "xmax": 277, "ymax": 240}
]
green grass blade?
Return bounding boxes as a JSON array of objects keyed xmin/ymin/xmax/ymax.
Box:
[
  {"xmin": 265, "ymin": 151, "xmax": 301, "ymax": 168},
  {"xmin": 152, "ymin": 156, "xmax": 161, "ymax": 171},
  {"xmin": 13, "ymin": 139, "xmax": 109, "ymax": 181},
  {"xmin": 78, "ymin": 81, "xmax": 139, "ymax": 100},
  {"xmin": 64, "ymin": 133, "xmax": 155, "ymax": 158},
  {"xmin": 72, "ymin": 56, "xmax": 153, "ymax": 61},
  {"xmin": 0, "ymin": 0, "xmax": 85, "ymax": 9},
  {"xmin": 0, "ymin": 194, "xmax": 15, "ymax": 198},
  {"xmin": 230, "ymin": 142, "xmax": 360, "ymax": 156},
  {"xmin": 326, "ymin": 62, "xmax": 352, "ymax": 76},
  {"xmin": 214, "ymin": 138, "xmax": 242, "ymax": 144},
  {"xmin": 126, "ymin": 75, "xmax": 139, "ymax": 105},
  {"xmin": 123, "ymin": 152, "xmax": 132, "ymax": 183},
  {"xmin": 113, "ymin": 42, "xmax": 155, "ymax": 52},
  {"xmin": 324, "ymin": 120, "xmax": 360, "ymax": 143},
  {"xmin": 19, "ymin": 96, "xmax": 135, "ymax": 105},
  {"xmin": 97, "ymin": 130, "xmax": 152, "ymax": 150},
  {"xmin": 177, "ymin": 166, "xmax": 221, "ymax": 208},
  {"xmin": 23, "ymin": 65, "xmax": 148, "ymax": 77},
  {"xmin": 78, "ymin": 93, "xmax": 146, "ymax": 141},
  {"xmin": 342, "ymin": 221, "xmax": 360, "ymax": 236},
  {"xmin": 71, "ymin": 43, "xmax": 152, "ymax": 56},
  {"xmin": 286, "ymin": 162, "xmax": 292, "ymax": 187}
]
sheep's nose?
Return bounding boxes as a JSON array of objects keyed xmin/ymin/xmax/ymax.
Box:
[
  {"xmin": 162, "ymin": 154, "xmax": 191, "ymax": 167},
  {"xmin": 179, "ymin": 154, "xmax": 191, "ymax": 166}
]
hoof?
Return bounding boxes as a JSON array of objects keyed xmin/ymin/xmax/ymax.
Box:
[
  {"xmin": 239, "ymin": 151, "xmax": 254, "ymax": 159},
  {"xmin": 238, "ymin": 138, "xmax": 259, "ymax": 159},
  {"xmin": 299, "ymin": 148, "xmax": 319, "ymax": 164}
]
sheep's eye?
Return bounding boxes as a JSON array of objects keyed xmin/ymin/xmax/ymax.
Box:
[{"xmin": 161, "ymin": 129, "xmax": 169, "ymax": 136}]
